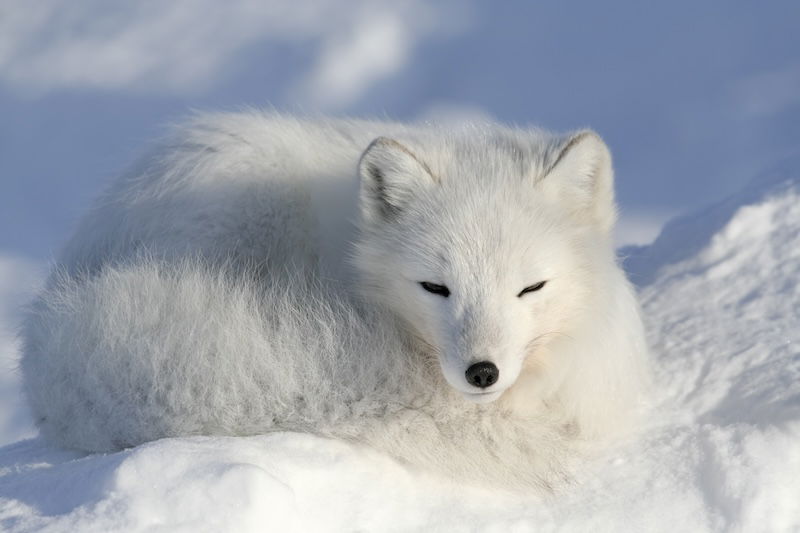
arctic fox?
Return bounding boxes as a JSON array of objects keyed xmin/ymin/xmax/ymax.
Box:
[{"xmin": 21, "ymin": 112, "xmax": 650, "ymax": 491}]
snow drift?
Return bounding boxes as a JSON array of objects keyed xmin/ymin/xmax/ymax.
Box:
[{"xmin": 1, "ymin": 163, "xmax": 799, "ymax": 531}]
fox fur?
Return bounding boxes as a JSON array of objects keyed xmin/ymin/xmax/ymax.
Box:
[{"xmin": 21, "ymin": 112, "xmax": 650, "ymax": 491}]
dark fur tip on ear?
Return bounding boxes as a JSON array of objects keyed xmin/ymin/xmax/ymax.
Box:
[
  {"xmin": 361, "ymin": 159, "xmax": 400, "ymax": 219},
  {"xmin": 360, "ymin": 137, "xmax": 436, "ymax": 180},
  {"xmin": 368, "ymin": 136, "xmax": 401, "ymax": 151},
  {"xmin": 546, "ymin": 130, "xmax": 609, "ymax": 177},
  {"xmin": 542, "ymin": 130, "xmax": 617, "ymax": 233},
  {"xmin": 358, "ymin": 136, "xmax": 435, "ymax": 222}
]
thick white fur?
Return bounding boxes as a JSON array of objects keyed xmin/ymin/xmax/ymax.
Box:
[{"xmin": 21, "ymin": 112, "xmax": 650, "ymax": 491}]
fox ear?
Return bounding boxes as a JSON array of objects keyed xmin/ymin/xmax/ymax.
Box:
[
  {"xmin": 358, "ymin": 137, "xmax": 436, "ymax": 223},
  {"xmin": 540, "ymin": 130, "xmax": 616, "ymax": 233}
]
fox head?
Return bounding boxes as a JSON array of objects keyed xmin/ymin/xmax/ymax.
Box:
[{"xmin": 352, "ymin": 127, "xmax": 617, "ymax": 403}]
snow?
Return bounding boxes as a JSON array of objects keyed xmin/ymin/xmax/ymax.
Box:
[{"xmin": 1, "ymin": 164, "xmax": 798, "ymax": 531}]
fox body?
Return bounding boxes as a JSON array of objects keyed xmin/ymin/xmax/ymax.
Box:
[{"xmin": 22, "ymin": 112, "xmax": 650, "ymax": 490}]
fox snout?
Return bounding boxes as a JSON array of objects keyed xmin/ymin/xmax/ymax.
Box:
[{"xmin": 465, "ymin": 361, "xmax": 499, "ymax": 389}]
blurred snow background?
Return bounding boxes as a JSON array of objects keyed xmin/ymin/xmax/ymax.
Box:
[
  {"xmin": 0, "ymin": 256, "xmax": 39, "ymax": 446},
  {"xmin": 2, "ymin": 0, "xmax": 799, "ymax": 259}
]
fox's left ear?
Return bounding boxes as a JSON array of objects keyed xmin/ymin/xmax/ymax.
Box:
[{"xmin": 540, "ymin": 130, "xmax": 616, "ymax": 233}]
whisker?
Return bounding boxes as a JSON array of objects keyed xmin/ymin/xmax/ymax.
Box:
[{"xmin": 525, "ymin": 331, "xmax": 573, "ymax": 353}]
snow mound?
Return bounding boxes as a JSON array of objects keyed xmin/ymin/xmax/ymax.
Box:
[
  {"xmin": 1, "ymin": 168, "xmax": 799, "ymax": 531},
  {"xmin": 624, "ymin": 154, "xmax": 800, "ymax": 285}
]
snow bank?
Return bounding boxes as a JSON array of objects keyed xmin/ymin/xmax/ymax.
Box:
[{"xmin": 1, "ymin": 166, "xmax": 798, "ymax": 531}]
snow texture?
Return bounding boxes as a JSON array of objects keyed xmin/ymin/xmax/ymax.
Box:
[{"xmin": 0, "ymin": 163, "xmax": 798, "ymax": 531}]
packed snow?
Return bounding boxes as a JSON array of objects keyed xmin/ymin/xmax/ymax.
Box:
[{"xmin": 0, "ymin": 161, "xmax": 797, "ymax": 532}]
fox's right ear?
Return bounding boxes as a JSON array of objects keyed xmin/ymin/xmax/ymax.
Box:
[{"xmin": 358, "ymin": 137, "xmax": 436, "ymax": 223}]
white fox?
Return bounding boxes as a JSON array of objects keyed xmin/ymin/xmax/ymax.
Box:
[{"xmin": 21, "ymin": 112, "xmax": 650, "ymax": 491}]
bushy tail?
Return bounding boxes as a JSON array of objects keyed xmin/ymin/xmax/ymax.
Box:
[{"xmin": 21, "ymin": 256, "xmax": 575, "ymax": 491}]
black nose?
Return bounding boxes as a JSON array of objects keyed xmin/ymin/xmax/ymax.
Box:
[{"xmin": 465, "ymin": 361, "xmax": 499, "ymax": 389}]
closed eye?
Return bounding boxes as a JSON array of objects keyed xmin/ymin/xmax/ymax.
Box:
[
  {"xmin": 420, "ymin": 281, "xmax": 450, "ymax": 297},
  {"xmin": 517, "ymin": 281, "xmax": 547, "ymax": 297}
]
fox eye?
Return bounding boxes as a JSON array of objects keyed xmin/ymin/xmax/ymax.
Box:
[
  {"xmin": 420, "ymin": 281, "xmax": 450, "ymax": 297},
  {"xmin": 517, "ymin": 281, "xmax": 547, "ymax": 297}
]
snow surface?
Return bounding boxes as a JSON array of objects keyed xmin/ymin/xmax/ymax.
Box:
[{"xmin": 0, "ymin": 163, "xmax": 798, "ymax": 531}]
